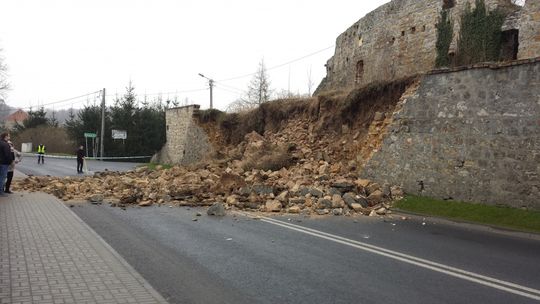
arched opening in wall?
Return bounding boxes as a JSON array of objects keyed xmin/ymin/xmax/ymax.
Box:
[
  {"xmin": 355, "ymin": 60, "xmax": 364, "ymax": 84},
  {"xmin": 448, "ymin": 51, "xmax": 456, "ymax": 66},
  {"xmin": 443, "ymin": 0, "xmax": 456, "ymax": 9},
  {"xmin": 500, "ymin": 29, "xmax": 519, "ymax": 61}
]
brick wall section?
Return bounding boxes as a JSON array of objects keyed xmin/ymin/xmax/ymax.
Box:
[
  {"xmin": 315, "ymin": 0, "xmax": 534, "ymax": 94},
  {"xmin": 152, "ymin": 105, "xmax": 212, "ymax": 165},
  {"xmin": 363, "ymin": 59, "xmax": 540, "ymax": 209},
  {"xmin": 518, "ymin": 0, "xmax": 540, "ymax": 59}
]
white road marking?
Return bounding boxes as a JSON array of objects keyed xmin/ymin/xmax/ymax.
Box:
[{"xmin": 252, "ymin": 214, "xmax": 540, "ymax": 301}]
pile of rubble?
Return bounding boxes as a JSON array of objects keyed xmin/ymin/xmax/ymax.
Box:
[{"xmin": 13, "ymin": 128, "xmax": 402, "ymax": 217}]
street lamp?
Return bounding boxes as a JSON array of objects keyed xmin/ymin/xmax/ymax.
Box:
[{"xmin": 198, "ymin": 73, "xmax": 214, "ymax": 109}]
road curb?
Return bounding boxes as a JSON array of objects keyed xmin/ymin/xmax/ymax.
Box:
[{"xmin": 392, "ymin": 209, "xmax": 540, "ymax": 241}]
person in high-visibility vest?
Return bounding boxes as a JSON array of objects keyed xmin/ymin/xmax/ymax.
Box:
[{"xmin": 37, "ymin": 144, "xmax": 46, "ymax": 164}]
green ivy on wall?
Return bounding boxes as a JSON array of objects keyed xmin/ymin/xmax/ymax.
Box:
[
  {"xmin": 455, "ymin": 0, "xmax": 505, "ymax": 66},
  {"xmin": 435, "ymin": 9, "xmax": 453, "ymax": 67}
]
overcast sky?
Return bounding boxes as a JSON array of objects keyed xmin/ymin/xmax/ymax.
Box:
[{"xmin": 0, "ymin": 0, "xmax": 389, "ymax": 111}]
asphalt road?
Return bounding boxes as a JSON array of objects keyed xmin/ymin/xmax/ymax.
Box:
[
  {"xmin": 16, "ymin": 155, "xmax": 142, "ymax": 177},
  {"xmin": 72, "ymin": 203, "xmax": 540, "ymax": 304}
]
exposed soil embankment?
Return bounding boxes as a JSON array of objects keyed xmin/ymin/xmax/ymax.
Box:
[{"xmin": 199, "ymin": 77, "xmax": 418, "ymax": 169}]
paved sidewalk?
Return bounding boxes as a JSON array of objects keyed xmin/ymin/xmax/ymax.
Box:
[{"xmin": 0, "ymin": 192, "xmax": 168, "ymax": 304}]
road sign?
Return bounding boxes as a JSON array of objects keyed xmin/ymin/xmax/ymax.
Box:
[
  {"xmin": 84, "ymin": 132, "xmax": 97, "ymax": 138},
  {"xmin": 112, "ymin": 129, "xmax": 127, "ymax": 140}
]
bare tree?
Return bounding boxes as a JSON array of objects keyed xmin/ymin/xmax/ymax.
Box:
[
  {"xmin": 0, "ymin": 48, "xmax": 9, "ymax": 97},
  {"xmin": 275, "ymin": 89, "xmax": 307, "ymax": 99},
  {"xmin": 226, "ymin": 98, "xmax": 252, "ymax": 113},
  {"xmin": 225, "ymin": 59, "xmax": 273, "ymax": 113},
  {"xmin": 246, "ymin": 59, "xmax": 272, "ymax": 106}
]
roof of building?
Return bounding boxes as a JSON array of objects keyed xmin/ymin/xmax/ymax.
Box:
[{"xmin": 5, "ymin": 109, "xmax": 29, "ymax": 122}]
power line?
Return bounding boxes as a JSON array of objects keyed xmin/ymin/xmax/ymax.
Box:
[
  {"xmin": 6, "ymin": 45, "xmax": 335, "ymax": 111},
  {"xmin": 217, "ymin": 45, "xmax": 335, "ymax": 82},
  {"xmin": 106, "ymin": 87, "xmax": 208, "ymax": 98},
  {"xmin": 20, "ymin": 90, "xmax": 101, "ymax": 111},
  {"xmin": 37, "ymin": 91, "xmax": 101, "ymax": 108},
  {"xmin": 214, "ymin": 82, "xmax": 244, "ymax": 93},
  {"xmin": 213, "ymin": 84, "xmax": 243, "ymax": 95}
]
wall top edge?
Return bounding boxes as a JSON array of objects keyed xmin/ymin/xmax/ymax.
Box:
[{"xmin": 428, "ymin": 57, "xmax": 540, "ymax": 75}]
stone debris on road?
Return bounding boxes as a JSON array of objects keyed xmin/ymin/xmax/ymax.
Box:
[{"xmin": 14, "ymin": 117, "xmax": 405, "ymax": 217}]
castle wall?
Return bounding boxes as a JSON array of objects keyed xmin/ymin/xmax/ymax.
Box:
[
  {"xmin": 151, "ymin": 105, "xmax": 212, "ymax": 165},
  {"xmin": 518, "ymin": 0, "xmax": 540, "ymax": 59},
  {"xmin": 363, "ymin": 59, "xmax": 540, "ymax": 209},
  {"xmin": 316, "ymin": 0, "xmax": 524, "ymax": 94}
]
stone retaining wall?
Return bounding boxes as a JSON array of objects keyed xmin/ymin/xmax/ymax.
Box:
[{"xmin": 363, "ymin": 59, "xmax": 540, "ymax": 209}]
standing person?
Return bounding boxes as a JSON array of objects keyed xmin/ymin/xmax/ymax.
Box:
[
  {"xmin": 37, "ymin": 143, "xmax": 46, "ymax": 164},
  {"xmin": 5, "ymin": 140, "xmax": 22, "ymax": 194},
  {"xmin": 76, "ymin": 145, "xmax": 85, "ymax": 174},
  {"xmin": 0, "ymin": 133, "xmax": 14, "ymax": 196}
]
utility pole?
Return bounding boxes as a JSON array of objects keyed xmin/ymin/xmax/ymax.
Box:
[
  {"xmin": 209, "ymin": 79, "xmax": 214, "ymax": 109},
  {"xmin": 198, "ymin": 73, "xmax": 214, "ymax": 109},
  {"xmin": 288, "ymin": 64, "xmax": 291, "ymax": 97},
  {"xmin": 100, "ymin": 88, "xmax": 105, "ymax": 160}
]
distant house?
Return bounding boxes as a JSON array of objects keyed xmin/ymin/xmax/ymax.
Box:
[{"xmin": 3, "ymin": 109, "xmax": 29, "ymax": 130}]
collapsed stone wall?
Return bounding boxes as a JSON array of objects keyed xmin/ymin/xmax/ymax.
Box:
[
  {"xmin": 315, "ymin": 0, "xmax": 533, "ymax": 94},
  {"xmin": 152, "ymin": 105, "xmax": 212, "ymax": 165},
  {"xmin": 363, "ymin": 59, "xmax": 540, "ymax": 209}
]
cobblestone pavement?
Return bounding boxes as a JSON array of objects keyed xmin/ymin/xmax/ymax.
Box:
[{"xmin": 0, "ymin": 192, "xmax": 168, "ymax": 304}]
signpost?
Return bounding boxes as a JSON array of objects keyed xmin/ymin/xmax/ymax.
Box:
[
  {"xmin": 111, "ymin": 130, "xmax": 127, "ymax": 140},
  {"xmin": 112, "ymin": 129, "xmax": 127, "ymax": 147},
  {"xmin": 84, "ymin": 132, "xmax": 97, "ymax": 158}
]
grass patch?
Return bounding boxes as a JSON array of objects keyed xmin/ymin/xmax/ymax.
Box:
[
  {"xmin": 139, "ymin": 163, "xmax": 173, "ymax": 170},
  {"xmin": 198, "ymin": 108, "xmax": 225, "ymax": 123},
  {"xmin": 395, "ymin": 195, "xmax": 540, "ymax": 234}
]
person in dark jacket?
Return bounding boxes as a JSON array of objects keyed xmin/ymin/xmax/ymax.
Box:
[
  {"xmin": 76, "ymin": 145, "xmax": 85, "ymax": 174},
  {"xmin": 5, "ymin": 140, "xmax": 22, "ymax": 194},
  {"xmin": 0, "ymin": 132, "xmax": 14, "ymax": 196}
]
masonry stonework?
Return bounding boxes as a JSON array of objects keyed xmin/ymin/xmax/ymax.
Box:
[
  {"xmin": 152, "ymin": 105, "xmax": 212, "ymax": 165},
  {"xmin": 363, "ymin": 60, "xmax": 540, "ymax": 209},
  {"xmin": 316, "ymin": 0, "xmax": 537, "ymax": 94},
  {"xmin": 518, "ymin": 0, "xmax": 540, "ymax": 59}
]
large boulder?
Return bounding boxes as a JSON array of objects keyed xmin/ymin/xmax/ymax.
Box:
[
  {"xmin": 367, "ymin": 190, "xmax": 385, "ymax": 206},
  {"xmin": 265, "ymin": 200, "xmax": 282, "ymax": 212},
  {"xmin": 207, "ymin": 203, "xmax": 226, "ymax": 216}
]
